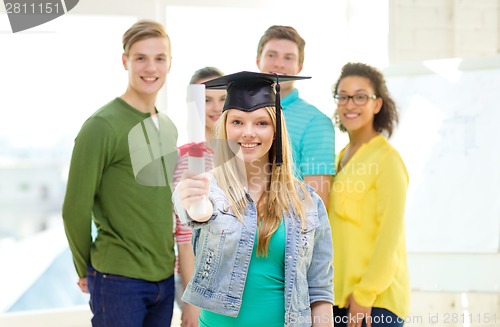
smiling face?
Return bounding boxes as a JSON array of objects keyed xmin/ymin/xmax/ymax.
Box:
[
  {"xmin": 336, "ymin": 75, "xmax": 382, "ymax": 136},
  {"xmin": 225, "ymin": 108, "xmax": 275, "ymax": 169},
  {"xmin": 122, "ymin": 37, "xmax": 171, "ymax": 98},
  {"xmin": 256, "ymin": 38, "xmax": 302, "ymax": 95},
  {"xmin": 205, "ymin": 88, "xmax": 226, "ymax": 133}
]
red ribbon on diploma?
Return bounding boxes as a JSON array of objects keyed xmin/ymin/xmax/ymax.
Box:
[{"xmin": 178, "ymin": 142, "xmax": 208, "ymax": 158}]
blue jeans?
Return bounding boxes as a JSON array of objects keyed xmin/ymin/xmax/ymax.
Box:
[
  {"xmin": 87, "ymin": 266, "xmax": 174, "ymax": 327},
  {"xmin": 334, "ymin": 306, "xmax": 404, "ymax": 327}
]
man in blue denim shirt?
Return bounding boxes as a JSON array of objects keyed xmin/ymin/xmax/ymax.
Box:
[{"xmin": 174, "ymin": 72, "xmax": 333, "ymax": 327}]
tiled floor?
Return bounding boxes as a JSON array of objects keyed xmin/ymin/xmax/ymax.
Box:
[
  {"xmin": 405, "ymin": 292, "xmax": 500, "ymax": 327},
  {"xmin": 171, "ymin": 307, "xmax": 182, "ymax": 327},
  {"xmin": 170, "ymin": 292, "xmax": 500, "ymax": 327},
  {"xmin": 1, "ymin": 292, "xmax": 498, "ymax": 327}
]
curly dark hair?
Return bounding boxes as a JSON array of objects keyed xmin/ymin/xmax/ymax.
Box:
[{"xmin": 332, "ymin": 62, "xmax": 398, "ymax": 137}]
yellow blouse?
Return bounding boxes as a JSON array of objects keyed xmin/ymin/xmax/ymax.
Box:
[{"xmin": 328, "ymin": 135, "xmax": 410, "ymax": 318}]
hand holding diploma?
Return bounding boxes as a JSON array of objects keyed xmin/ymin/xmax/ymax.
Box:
[
  {"xmin": 180, "ymin": 84, "xmax": 213, "ymax": 221},
  {"xmin": 177, "ymin": 170, "xmax": 212, "ymax": 222}
]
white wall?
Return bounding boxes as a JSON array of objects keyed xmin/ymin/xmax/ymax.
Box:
[
  {"xmin": 385, "ymin": 56, "xmax": 500, "ymax": 292},
  {"xmin": 389, "ymin": 0, "xmax": 500, "ymax": 63}
]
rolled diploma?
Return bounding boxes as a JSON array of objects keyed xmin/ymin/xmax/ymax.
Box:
[{"xmin": 186, "ymin": 84, "xmax": 212, "ymax": 219}]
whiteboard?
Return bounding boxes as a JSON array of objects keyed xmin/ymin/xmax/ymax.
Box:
[{"xmin": 384, "ymin": 57, "xmax": 500, "ymax": 253}]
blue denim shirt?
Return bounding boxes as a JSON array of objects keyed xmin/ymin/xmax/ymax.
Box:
[{"xmin": 173, "ymin": 178, "xmax": 333, "ymax": 327}]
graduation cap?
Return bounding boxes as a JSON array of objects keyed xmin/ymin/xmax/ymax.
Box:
[{"xmin": 203, "ymin": 71, "xmax": 310, "ymax": 166}]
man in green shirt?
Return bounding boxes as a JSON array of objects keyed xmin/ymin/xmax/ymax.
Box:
[{"xmin": 62, "ymin": 19, "xmax": 178, "ymax": 327}]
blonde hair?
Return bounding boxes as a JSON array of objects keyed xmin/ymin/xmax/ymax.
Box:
[
  {"xmin": 122, "ymin": 19, "xmax": 171, "ymax": 57},
  {"xmin": 213, "ymin": 107, "xmax": 311, "ymax": 256}
]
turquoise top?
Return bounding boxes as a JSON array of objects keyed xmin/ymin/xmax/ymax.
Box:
[
  {"xmin": 281, "ymin": 88, "xmax": 336, "ymax": 178},
  {"xmin": 199, "ymin": 219, "xmax": 286, "ymax": 327}
]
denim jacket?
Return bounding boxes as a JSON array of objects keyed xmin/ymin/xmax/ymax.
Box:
[{"xmin": 173, "ymin": 177, "xmax": 333, "ymax": 327}]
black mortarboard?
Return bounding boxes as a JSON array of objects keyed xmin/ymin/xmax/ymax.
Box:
[{"xmin": 203, "ymin": 71, "xmax": 310, "ymax": 165}]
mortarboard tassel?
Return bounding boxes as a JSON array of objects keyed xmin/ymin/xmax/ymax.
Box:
[{"xmin": 275, "ymin": 75, "xmax": 283, "ymax": 166}]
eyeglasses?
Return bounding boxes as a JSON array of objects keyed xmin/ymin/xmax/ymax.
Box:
[{"xmin": 334, "ymin": 94, "xmax": 377, "ymax": 106}]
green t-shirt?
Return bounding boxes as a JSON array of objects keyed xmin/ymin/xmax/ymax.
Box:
[
  {"xmin": 62, "ymin": 97, "xmax": 178, "ymax": 281},
  {"xmin": 199, "ymin": 219, "xmax": 286, "ymax": 327}
]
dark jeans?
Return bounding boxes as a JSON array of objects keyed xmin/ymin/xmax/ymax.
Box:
[
  {"xmin": 87, "ymin": 266, "xmax": 174, "ymax": 327},
  {"xmin": 334, "ymin": 306, "xmax": 404, "ymax": 327}
]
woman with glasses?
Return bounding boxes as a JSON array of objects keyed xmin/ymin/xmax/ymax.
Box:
[{"xmin": 328, "ymin": 62, "xmax": 410, "ymax": 327}]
